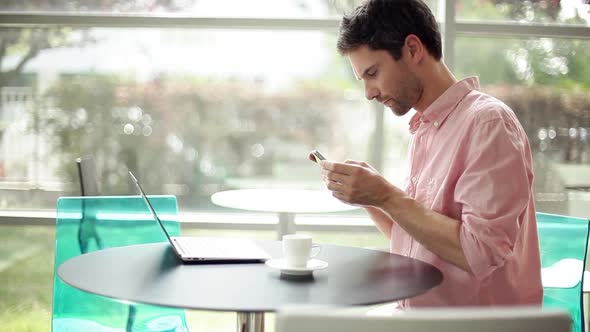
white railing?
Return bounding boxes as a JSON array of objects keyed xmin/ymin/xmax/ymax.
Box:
[{"xmin": 0, "ymin": 209, "xmax": 377, "ymax": 234}]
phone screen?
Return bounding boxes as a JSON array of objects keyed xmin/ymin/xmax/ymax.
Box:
[{"xmin": 311, "ymin": 150, "xmax": 326, "ymax": 162}]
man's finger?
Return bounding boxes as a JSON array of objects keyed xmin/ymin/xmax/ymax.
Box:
[
  {"xmin": 344, "ymin": 159, "xmax": 368, "ymax": 167},
  {"xmin": 322, "ymin": 160, "xmax": 358, "ymax": 175},
  {"xmin": 326, "ymin": 171, "xmax": 349, "ymax": 185}
]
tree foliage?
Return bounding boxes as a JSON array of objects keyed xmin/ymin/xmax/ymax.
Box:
[
  {"xmin": 488, "ymin": 0, "xmax": 589, "ymax": 22},
  {"xmin": 0, "ymin": 0, "xmax": 192, "ymax": 12},
  {"xmin": 455, "ymin": 0, "xmax": 590, "ymax": 91},
  {"xmin": 39, "ymin": 74, "xmax": 345, "ymax": 204},
  {"xmin": 0, "ymin": 0, "xmax": 195, "ymax": 86}
]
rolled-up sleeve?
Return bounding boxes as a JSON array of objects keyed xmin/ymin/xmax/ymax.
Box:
[{"xmin": 455, "ymin": 115, "xmax": 531, "ymax": 280}]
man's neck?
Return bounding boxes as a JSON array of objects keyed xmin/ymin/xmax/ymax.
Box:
[{"xmin": 413, "ymin": 62, "xmax": 457, "ymax": 113}]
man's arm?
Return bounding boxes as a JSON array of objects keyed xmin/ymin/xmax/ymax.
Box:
[
  {"xmin": 365, "ymin": 200, "xmax": 468, "ymax": 271},
  {"xmin": 364, "ymin": 206, "xmax": 394, "ymax": 240},
  {"xmin": 322, "ymin": 162, "xmax": 471, "ymax": 272},
  {"xmin": 334, "ymin": 160, "xmax": 396, "ymax": 240},
  {"xmin": 379, "ymin": 188, "xmax": 471, "ymax": 272},
  {"xmin": 320, "ymin": 116, "xmax": 532, "ymax": 278}
]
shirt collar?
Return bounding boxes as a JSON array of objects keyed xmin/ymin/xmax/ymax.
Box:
[{"xmin": 408, "ymin": 77, "xmax": 480, "ymax": 134}]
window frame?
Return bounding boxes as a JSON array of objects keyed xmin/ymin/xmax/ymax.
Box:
[{"xmin": 0, "ymin": 0, "xmax": 589, "ymax": 227}]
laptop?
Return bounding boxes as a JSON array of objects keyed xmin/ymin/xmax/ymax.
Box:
[{"xmin": 129, "ymin": 171, "xmax": 271, "ymax": 263}]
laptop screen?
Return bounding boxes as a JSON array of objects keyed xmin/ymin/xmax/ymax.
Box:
[{"xmin": 129, "ymin": 171, "xmax": 174, "ymax": 243}]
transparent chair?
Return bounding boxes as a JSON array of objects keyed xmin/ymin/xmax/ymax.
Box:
[
  {"xmin": 76, "ymin": 155, "xmax": 100, "ymax": 196},
  {"xmin": 538, "ymin": 212, "xmax": 590, "ymax": 332},
  {"xmin": 52, "ymin": 195, "xmax": 190, "ymax": 332}
]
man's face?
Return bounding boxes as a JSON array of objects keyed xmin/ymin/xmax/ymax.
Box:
[{"xmin": 348, "ymin": 45, "xmax": 423, "ymax": 116}]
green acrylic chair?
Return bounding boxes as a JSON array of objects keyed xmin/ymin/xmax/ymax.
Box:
[
  {"xmin": 53, "ymin": 195, "xmax": 190, "ymax": 332},
  {"xmin": 538, "ymin": 212, "xmax": 590, "ymax": 332}
]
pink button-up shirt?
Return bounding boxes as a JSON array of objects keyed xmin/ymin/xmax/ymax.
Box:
[{"xmin": 394, "ymin": 77, "xmax": 543, "ymax": 307}]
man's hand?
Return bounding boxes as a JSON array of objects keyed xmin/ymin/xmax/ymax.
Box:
[
  {"xmin": 318, "ymin": 159, "xmax": 471, "ymax": 272},
  {"xmin": 319, "ymin": 159, "xmax": 404, "ymax": 208}
]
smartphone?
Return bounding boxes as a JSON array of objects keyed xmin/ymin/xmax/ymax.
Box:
[{"xmin": 310, "ymin": 149, "xmax": 326, "ymax": 163}]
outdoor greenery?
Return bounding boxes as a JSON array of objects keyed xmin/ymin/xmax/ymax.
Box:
[
  {"xmin": 39, "ymin": 75, "xmax": 352, "ymax": 208},
  {"xmin": 27, "ymin": 33, "xmax": 590, "ymax": 210},
  {"xmin": 459, "ymin": 0, "xmax": 590, "ymax": 23},
  {"xmin": 0, "ymin": 226, "xmax": 54, "ymax": 332}
]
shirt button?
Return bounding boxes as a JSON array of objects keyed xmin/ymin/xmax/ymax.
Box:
[
  {"xmin": 412, "ymin": 176, "xmax": 418, "ymax": 183},
  {"xmin": 433, "ymin": 121, "xmax": 439, "ymax": 127}
]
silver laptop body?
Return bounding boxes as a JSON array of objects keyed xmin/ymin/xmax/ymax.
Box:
[{"xmin": 129, "ymin": 171, "xmax": 271, "ymax": 262}]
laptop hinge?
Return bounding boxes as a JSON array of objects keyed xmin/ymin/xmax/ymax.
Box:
[{"xmin": 172, "ymin": 238, "xmax": 187, "ymax": 256}]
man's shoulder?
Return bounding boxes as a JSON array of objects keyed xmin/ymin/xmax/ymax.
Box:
[
  {"xmin": 455, "ymin": 90, "xmax": 530, "ymax": 145},
  {"xmin": 461, "ymin": 90, "xmax": 518, "ymax": 125}
]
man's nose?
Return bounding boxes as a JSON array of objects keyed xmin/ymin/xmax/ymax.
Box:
[{"xmin": 365, "ymin": 84, "xmax": 378, "ymax": 101}]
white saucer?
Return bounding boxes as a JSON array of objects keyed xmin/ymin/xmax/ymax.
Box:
[{"xmin": 265, "ymin": 258, "xmax": 328, "ymax": 276}]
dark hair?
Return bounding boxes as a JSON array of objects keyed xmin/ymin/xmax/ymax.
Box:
[{"xmin": 337, "ymin": 0, "xmax": 442, "ymax": 61}]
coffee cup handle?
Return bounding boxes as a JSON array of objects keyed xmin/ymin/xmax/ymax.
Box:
[{"xmin": 310, "ymin": 243, "xmax": 321, "ymax": 258}]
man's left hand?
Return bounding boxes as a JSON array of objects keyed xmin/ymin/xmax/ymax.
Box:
[{"xmin": 319, "ymin": 159, "xmax": 403, "ymax": 208}]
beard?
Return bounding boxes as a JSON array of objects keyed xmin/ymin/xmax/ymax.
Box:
[
  {"xmin": 389, "ymin": 100, "xmax": 412, "ymax": 116},
  {"xmin": 387, "ymin": 72, "xmax": 423, "ymax": 117}
]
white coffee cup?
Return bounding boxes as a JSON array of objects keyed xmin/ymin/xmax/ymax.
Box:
[{"xmin": 282, "ymin": 234, "xmax": 321, "ymax": 268}]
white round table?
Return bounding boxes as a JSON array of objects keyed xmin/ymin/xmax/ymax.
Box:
[{"xmin": 211, "ymin": 189, "xmax": 358, "ymax": 238}]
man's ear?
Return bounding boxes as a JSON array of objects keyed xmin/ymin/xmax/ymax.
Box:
[{"xmin": 404, "ymin": 34, "xmax": 424, "ymax": 64}]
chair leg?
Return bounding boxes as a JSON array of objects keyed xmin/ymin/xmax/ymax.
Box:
[{"xmin": 126, "ymin": 305, "xmax": 137, "ymax": 332}]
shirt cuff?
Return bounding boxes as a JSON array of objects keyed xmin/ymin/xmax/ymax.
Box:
[{"xmin": 460, "ymin": 219, "xmax": 514, "ymax": 280}]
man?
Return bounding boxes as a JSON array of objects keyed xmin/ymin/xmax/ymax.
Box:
[{"xmin": 311, "ymin": 0, "xmax": 542, "ymax": 307}]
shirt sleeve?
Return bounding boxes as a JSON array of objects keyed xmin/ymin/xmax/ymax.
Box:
[{"xmin": 455, "ymin": 112, "xmax": 533, "ymax": 281}]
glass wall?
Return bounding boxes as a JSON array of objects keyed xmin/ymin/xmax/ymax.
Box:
[
  {"xmin": 0, "ymin": 0, "xmax": 443, "ymax": 19},
  {"xmin": 0, "ymin": 0, "xmax": 446, "ymax": 213},
  {"xmin": 457, "ymin": 0, "xmax": 590, "ymax": 25},
  {"xmin": 0, "ymin": 26, "xmax": 378, "ymax": 210},
  {"xmin": 454, "ymin": 8, "xmax": 590, "ymax": 218},
  {"xmin": 0, "ymin": 0, "xmax": 356, "ymax": 17}
]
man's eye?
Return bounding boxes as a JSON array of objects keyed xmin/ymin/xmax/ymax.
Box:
[{"xmin": 367, "ymin": 70, "xmax": 377, "ymax": 77}]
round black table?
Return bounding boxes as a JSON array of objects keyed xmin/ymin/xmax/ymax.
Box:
[{"xmin": 58, "ymin": 240, "xmax": 442, "ymax": 332}]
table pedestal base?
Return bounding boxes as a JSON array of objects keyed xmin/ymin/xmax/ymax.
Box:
[
  {"xmin": 237, "ymin": 311, "xmax": 264, "ymax": 332},
  {"xmin": 276, "ymin": 212, "xmax": 295, "ymax": 239}
]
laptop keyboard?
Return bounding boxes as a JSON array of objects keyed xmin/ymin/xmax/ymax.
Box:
[
  {"xmin": 176, "ymin": 237, "xmax": 227, "ymax": 257},
  {"xmin": 174, "ymin": 237, "xmax": 270, "ymax": 260}
]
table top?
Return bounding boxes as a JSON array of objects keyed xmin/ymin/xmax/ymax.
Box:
[
  {"xmin": 58, "ymin": 241, "xmax": 443, "ymax": 312},
  {"xmin": 211, "ymin": 189, "xmax": 358, "ymax": 213}
]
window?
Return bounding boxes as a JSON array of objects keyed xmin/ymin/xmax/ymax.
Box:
[
  {"xmin": 0, "ymin": 0, "xmax": 588, "ymax": 216},
  {"xmin": 455, "ymin": 36, "xmax": 590, "ymax": 215},
  {"xmin": 0, "ymin": 0, "xmax": 356, "ymax": 18},
  {"xmin": 457, "ymin": 0, "xmax": 590, "ymax": 26},
  {"xmin": 0, "ymin": 26, "xmax": 378, "ymax": 210}
]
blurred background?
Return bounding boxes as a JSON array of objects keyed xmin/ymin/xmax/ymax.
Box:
[{"xmin": 0, "ymin": 0, "xmax": 589, "ymax": 330}]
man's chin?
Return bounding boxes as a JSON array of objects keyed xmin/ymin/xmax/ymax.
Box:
[{"xmin": 390, "ymin": 106, "xmax": 410, "ymax": 117}]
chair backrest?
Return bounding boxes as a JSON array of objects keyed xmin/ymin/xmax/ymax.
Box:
[
  {"xmin": 538, "ymin": 212, "xmax": 590, "ymax": 332},
  {"xmin": 276, "ymin": 307, "xmax": 571, "ymax": 332},
  {"xmin": 76, "ymin": 155, "xmax": 99, "ymax": 196},
  {"xmin": 52, "ymin": 195, "xmax": 189, "ymax": 331}
]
